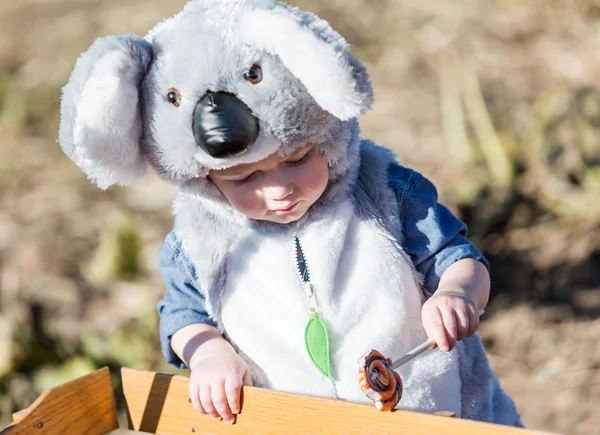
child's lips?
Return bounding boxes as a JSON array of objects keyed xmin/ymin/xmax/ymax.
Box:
[{"xmin": 272, "ymin": 201, "xmax": 299, "ymax": 214}]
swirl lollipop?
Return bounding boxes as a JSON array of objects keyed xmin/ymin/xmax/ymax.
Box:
[
  {"xmin": 359, "ymin": 308, "xmax": 484, "ymax": 411},
  {"xmin": 358, "ymin": 350, "xmax": 403, "ymax": 411}
]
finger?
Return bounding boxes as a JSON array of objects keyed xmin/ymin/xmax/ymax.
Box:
[
  {"xmin": 455, "ymin": 307, "xmax": 470, "ymax": 341},
  {"xmin": 439, "ymin": 306, "xmax": 458, "ymax": 351},
  {"xmin": 425, "ymin": 307, "xmax": 449, "ymax": 352},
  {"xmin": 199, "ymin": 384, "xmax": 221, "ymax": 421},
  {"xmin": 211, "ymin": 380, "xmax": 234, "ymax": 423},
  {"xmin": 225, "ymin": 375, "xmax": 243, "ymax": 416},
  {"xmin": 466, "ymin": 305, "xmax": 480, "ymax": 337},
  {"xmin": 243, "ymin": 368, "xmax": 253, "ymax": 387},
  {"xmin": 189, "ymin": 382, "xmax": 206, "ymax": 414}
]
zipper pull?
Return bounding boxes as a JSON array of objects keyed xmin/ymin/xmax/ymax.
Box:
[{"xmin": 303, "ymin": 282, "xmax": 318, "ymax": 313}]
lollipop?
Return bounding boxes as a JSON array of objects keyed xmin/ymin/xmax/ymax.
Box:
[
  {"xmin": 359, "ymin": 308, "xmax": 485, "ymax": 411},
  {"xmin": 358, "ymin": 350, "xmax": 403, "ymax": 411}
]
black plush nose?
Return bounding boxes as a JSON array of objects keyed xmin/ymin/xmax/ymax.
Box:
[{"xmin": 192, "ymin": 91, "xmax": 259, "ymax": 158}]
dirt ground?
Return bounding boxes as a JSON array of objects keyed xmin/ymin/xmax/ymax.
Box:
[{"xmin": 1, "ymin": 1, "xmax": 600, "ymax": 434}]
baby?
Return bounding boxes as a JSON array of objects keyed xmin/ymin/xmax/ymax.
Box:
[
  {"xmin": 158, "ymin": 137, "xmax": 521, "ymax": 425},
  {"xmin": 56, "ymin": 0, "xmax": 522, "ymax": 427}
]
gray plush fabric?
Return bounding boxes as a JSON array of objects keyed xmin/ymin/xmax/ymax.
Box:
[
  {"xmin": 458, "ymin": 334, "xmax": 524, "ymax": 425},
  {"xmin": 59, "ymin": 35, "xmax": 153, "ymax": 188},
  {"xmin": 59, "ymin": 0, "xmax": 373, "ymax": 188}
]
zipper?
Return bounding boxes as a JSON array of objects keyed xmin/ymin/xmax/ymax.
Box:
[
  {"xmin": 294, "ymin": 236, "xmax": 318, "ymax": 313},
  {"xmin": 293, "ymin": 235, "xmax": 339, "ymax": 398}
]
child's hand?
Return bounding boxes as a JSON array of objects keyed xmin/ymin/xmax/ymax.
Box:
[
  {"xmin": 421, "ymin": 291, "xmax": 480, "ymax": 352},
  {"xmin": 188, "ymin": 339, "xmax": 252, "ymax": 425}
]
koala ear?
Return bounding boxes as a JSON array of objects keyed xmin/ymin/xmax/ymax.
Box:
[
  {"xmin": 239, "ymin": 6, "xmax": 374, "ymax": 121},
  {"xmin": 59, "ymin": 35, "xmax": 153, "ymax": 189}
]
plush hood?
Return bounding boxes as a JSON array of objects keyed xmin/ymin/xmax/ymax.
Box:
[{"xmin": 59, "ymin": 0, "xmax": 373, "ymax": 200}]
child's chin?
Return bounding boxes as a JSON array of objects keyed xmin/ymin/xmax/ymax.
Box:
[
  {"xmin": 270, "ymin": 214, "xmax": 302, "ymax": 224},
  {"xmin": 264, "ymin": 209, "xmax": 305, "ymax": 224}
]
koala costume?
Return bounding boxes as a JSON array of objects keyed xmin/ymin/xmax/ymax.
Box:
[{"xmin": 58, "ymin": 0, "xmax": 522, "ymax": 425}]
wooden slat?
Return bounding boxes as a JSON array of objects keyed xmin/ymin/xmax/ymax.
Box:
[
  {"xmin": 434, "ymin": 410, "xmax": 457, "ymax": 418},
  {"xmin": 10, "ymin": 410, "xmax": 27, "ymax": 424},
  {"xmin": 1, "ymin": 367, "xmax": 119, "ymax": 435},
  {"xmin": 122, "ymin": 368, "xmax": 559, "ymax": 435}
]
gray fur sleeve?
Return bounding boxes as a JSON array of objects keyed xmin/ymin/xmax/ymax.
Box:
[{"xmin": 458, "ymin": 334, "xmax": 523, "ymax": 426}]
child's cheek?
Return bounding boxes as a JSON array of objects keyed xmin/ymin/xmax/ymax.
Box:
[
  {"xmin": 300, "ymin": 163, "xmax": 329, "ymax": 198},
  {"xmin": 230, "ymin": 187, "xmax": 263, "ymax": 217}
]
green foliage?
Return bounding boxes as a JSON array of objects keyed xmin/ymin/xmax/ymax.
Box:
[
  {"xmin": 0, "ymin": 74, "xmax": 60, "ymax": 138},
  {"xmin": 438, "ymin": 48, "xmax": 514, "ymax": 197},
  {"xmin": 0, "ymin": 74, "xmax": 28, "ymax": 136},
  {"xmin": 521, "ymin": 86, "xmax": 600, "ymax": 222},
  {"xmin": 32, "ymin": 357, "xmax": 97, "ymax": 393},
  {"xmin": 82, "ymin": 212, "xmax": 144, "ymax": 285},
  {"xmin": 438, "ymin": 49, "xmax": 600, "ymax": 233}
]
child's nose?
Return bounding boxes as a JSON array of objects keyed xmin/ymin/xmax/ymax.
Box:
[{"xmin": 264, "ymin": 182, "xmax": 294, "ymax": 201}]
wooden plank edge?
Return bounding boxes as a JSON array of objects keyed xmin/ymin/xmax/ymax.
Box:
[
  {"xmin": 434, "ymin": 410, "xmax": 457, "ymax": 418},
  {"xmin": 121, "ymin": 367, "xmax": 562, "ymax": 435},
  {"xmin": 10, "ymin": 410, "xmax": 27, "ymax": 424},
  {"xmin": 1, "ymin": 367, "xmax": 119, "ymax": 435}
]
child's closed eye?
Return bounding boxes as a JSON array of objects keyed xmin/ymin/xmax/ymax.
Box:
[
  {"xmin": 286, "ymin": 148, "xmax": 314, "ymax": 167},
  {"xmin": 232, "ymin": 171, "xmax": 258, "ymax": 186},
  {"xmin": 229, "ymin": 148, "xmax": 314, "ymax": 186}
]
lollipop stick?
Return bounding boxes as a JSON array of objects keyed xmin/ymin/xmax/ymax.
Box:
[{"xmin": 390, "ymin": 308, "xmax": 484, "ymax": 371}]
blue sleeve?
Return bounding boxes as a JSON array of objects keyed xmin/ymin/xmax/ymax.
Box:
[
  {"xmin": 387, "ymin": 163, "xmax": 489, "ymax": 295},
  {"xmin": 157, "ymin": 230, "xmax": 218, "ymax": 369}
]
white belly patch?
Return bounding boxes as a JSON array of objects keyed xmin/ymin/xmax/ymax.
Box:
[{"xmin": 220, "ymin": 199, "xmax": 462, "ymax": 415}]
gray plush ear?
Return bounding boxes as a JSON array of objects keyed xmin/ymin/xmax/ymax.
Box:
[
  {"xmin": 59, "ymin": 35, "xmax": 153, "ymax": 189},
  {"xmin": 239, "ymin": 4, "xmax": 374, "ymax": 121}
]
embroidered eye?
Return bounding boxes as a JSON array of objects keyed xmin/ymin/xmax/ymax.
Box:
[
  {"xmin": 243, "ymin": 64, "xmax": 263, "ymax": 84},
  {"xmin": 167, "ymin": 88, "xmax": 181, "ymax": 107}
]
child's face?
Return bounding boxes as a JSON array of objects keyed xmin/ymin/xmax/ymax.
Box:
[{"xmin": 208, "ymin": 143, "xmax": 329, "ymax": 224}]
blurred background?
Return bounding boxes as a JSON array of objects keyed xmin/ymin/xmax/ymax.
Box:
[{"xmin": 1, "ymin": 0, "xmax": 600, "ymax": 433}]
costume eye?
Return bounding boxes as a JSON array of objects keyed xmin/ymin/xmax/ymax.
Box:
[
  {"xmin": 167, "ymin": 88, "xmax": 181, "ymax": 107},
  {"xmin": 244, "ymin": 64, "xmax": 263, "ymax": 84}
]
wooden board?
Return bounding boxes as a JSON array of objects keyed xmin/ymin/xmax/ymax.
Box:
[
  {"xmin": 122, "ymin": 368, "xmax": 559, "ymax": 435},
  {"xmin": 1, "ymin": 367, "xmax": 119, "ymax": 435}
]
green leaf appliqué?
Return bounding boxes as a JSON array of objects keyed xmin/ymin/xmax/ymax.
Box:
[{"xmin": 305, "ymin": 312, "xmax": 331, "ymax": 378}]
